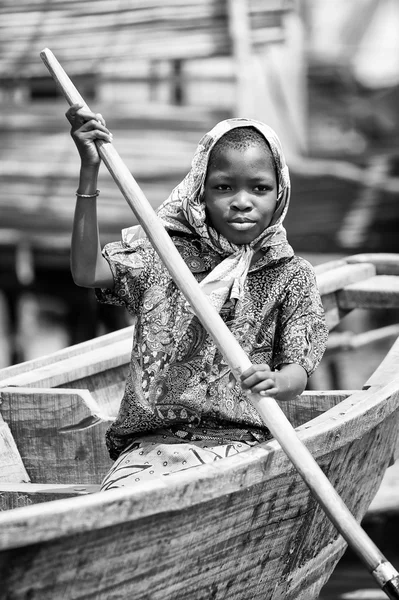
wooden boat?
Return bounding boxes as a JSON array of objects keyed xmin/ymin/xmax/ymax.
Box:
[{"xmin": 0, "ymin": 252, "xmax": 399, "ymax": 599}]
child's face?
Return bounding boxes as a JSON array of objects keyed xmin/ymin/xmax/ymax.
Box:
[{"xmin": 204, "ymin": 144, "xmax": 278, "ymax": 245}]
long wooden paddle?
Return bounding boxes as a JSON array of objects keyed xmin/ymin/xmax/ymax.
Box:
[{"xmin": 40, "ymin": 48, "xmax": 399, "ymax": 599}]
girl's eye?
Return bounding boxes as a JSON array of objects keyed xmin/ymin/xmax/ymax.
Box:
[
  {"xmin": 215, "ymin": 184, "xmax": 231, "ymax": 191},
  {"xmin": 254, "ymin": 185, "xmax": 268, "ymax": 192}
]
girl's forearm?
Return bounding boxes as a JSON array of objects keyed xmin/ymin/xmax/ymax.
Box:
[
  {"xmin": 274, "ymin": 364, "xmax": 308, "ymax": 402},
  {"xmin": 71, "ymin": 165, "xmax": 114, "ymax": 288},
  {"xmin": 76, "ymin": 163, "xmax": 100, "ymax": 195}
]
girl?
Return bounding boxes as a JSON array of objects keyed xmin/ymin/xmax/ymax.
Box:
[{"xmin": 66, "ymin": 106, "xmax": 328, "ymax": 489}]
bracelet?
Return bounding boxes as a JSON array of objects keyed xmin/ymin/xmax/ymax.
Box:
[{"xmin": 76, "ymin": 189, "xmax": 100, "ymax": 198}]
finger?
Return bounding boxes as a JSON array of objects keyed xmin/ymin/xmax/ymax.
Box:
[
  {"xmin": 67, "ymin": 106, "xmax": 103, "ymax": 127},
  {"xmin": 65, "ymin": 103, "xmax": 84, "ymax": 123},
  {"xmin": 95, "ymin": 113, "xmax": 106, "ymax": 126},
  {"xmin": 259, "ymin": 388, "xmax": 278, "ymax": 397},
  {"xmin": 66, "ymin": 103, "xmax": 84, "ymax": 115},
  {"xmin": 79, "ymin": 119, "xmax": 112, "ymax": 137},
  {"xmin": 247, "ymin": 378, "xmax": 276, "ymax": 393},
  {"xmin": 241, "ymin": 370, "xmax": 272, "ymax": 389},
  {"xmin": 79, "ymin": 129, "xmax": 113, "ymax": 144},
  {"xmin": 241, "ymin": 364, "xmax": 270, "ymax": 381},
  {"xmin": 247, "ymin": 379, "xmax": 278, "ymax": 396}
]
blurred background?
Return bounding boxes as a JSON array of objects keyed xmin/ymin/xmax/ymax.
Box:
[{"xmin": 1, "ymin": 0, "xmax": 399, "ymax": 384}]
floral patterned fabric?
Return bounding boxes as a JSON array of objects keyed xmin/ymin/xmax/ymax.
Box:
[
  {"xmin": 97, "ymin": 241, "xmax": 327, "ymax": 459},
  {"xmin": 100, "ymin": 430, "xmax": 261, "ymax": 490},
  {"xmin": 96, "ymin": 118, "xmax": 329, "ymax": 460}
]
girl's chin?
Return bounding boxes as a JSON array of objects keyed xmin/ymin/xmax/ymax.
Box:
[{"xmin": 225, "ymin": 234, "xmax": 258, "ymax": 245}]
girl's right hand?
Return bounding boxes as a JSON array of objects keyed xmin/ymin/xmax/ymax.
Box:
[{"xmin": 66, "ymin": 103, "xmax": 113, "ymax": 167}]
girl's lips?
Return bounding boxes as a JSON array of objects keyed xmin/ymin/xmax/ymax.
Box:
[{"xmin": 228, "ymin": 221, "xmax": 256, "ymax": 230}]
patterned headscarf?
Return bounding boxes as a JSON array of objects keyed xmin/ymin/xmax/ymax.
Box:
[{"xmin": 123, "ymin": 118, "xmax": 294, "ymax": 311}]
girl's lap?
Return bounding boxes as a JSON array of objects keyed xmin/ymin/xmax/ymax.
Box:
[{"xmin": 100, "ymin": 430, "xmax": 256, "ymax": 490}]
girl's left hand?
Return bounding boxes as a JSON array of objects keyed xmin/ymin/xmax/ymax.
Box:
[{"xmin": 240, "ymin": 364, "xmax": 279, "ymax": 397}]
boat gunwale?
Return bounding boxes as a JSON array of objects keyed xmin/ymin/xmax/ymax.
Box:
[{"xmin": 0, "ymin": 324, "xmax": 135, "ymax": 386}]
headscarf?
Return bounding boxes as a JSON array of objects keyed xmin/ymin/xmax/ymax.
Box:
[{"xmin": 123, "ymin": 118, "xmax": 294, "ymax": 312}]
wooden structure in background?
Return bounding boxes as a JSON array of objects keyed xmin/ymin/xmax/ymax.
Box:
[
  {"xmin": 0, "ymin": 0, "xmax": 290, "ymax": 77},
  {"xmin": 0, "ymin": 0, "xmax": 292, "ymax": 238},
  {"xmin": 0, "ymin": 254, "xmax": 398, "ymax": 598}
]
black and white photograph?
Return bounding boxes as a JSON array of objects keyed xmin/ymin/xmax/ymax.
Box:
[{"xmin": 0, "ymin": 1, "xmax": 398, "ymax": 598}]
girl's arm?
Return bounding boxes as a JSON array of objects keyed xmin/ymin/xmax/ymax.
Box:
[
  {"xmin": 67, "ymin": 104, "xmax": 115, "ymax": 289},
  {"xmin": 240, "ymin": 362, "xmax": 307, "ymax": 402}
]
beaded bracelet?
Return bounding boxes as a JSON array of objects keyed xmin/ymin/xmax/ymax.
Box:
[{"xmin": 76, "ymin": 189, "xmax": 100, "ymax": 198}]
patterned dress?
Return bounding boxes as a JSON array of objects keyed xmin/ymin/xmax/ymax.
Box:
[
  {"xmin": 95, "ymin": 117, "xmax": 329, "ymax": 489},
  {"xmin": 97, "ymin": 237, "xmax": 327, "ymax": 487}
]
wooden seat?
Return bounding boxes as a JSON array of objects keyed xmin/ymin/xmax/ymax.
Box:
[
  {"xmin": 316, "ymin": 257, "xmax": 399, "ymax": 329},
  {"xmin": 337, "ymin": 275, "xmax": 399, "ymax": 309}
]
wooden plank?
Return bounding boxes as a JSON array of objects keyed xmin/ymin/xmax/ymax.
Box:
[
  {"xmin": 365, "ymin": 336, "xmax": 399, "ymax": 390},
  {"xmin": 337, "ymin": 156, "xmax": 389, "ymax": 250},
  {"xmin": 280, "ymin": 390, "xmax": 352, "ymax": 428},
  {"xmin": 0, "ymin": 325, "xmax": 134, "ymax": 384},
  {"xmin": 337, "ymin": 275, "xmax": 399, "ymax": 310},
  {"xmin": 228, "ymin": 0, "xmax": 255, "ymax": 117},
  {"xmin": 346, "ymin": 253, "xmax": 399, "ymax": 276},
  {"xmin": 0, "ymin": 325, "xmax": 130, "ymax": 421},
  {"xmin": 0, "ymin": 388, "xmax": 113, "ymax": 484},
  {"xmin": 0, "ymin": 483, "xmax": 100, "ymax": 512},
  {"xmin": 0, "ymin": 0, "xmax": 290, "ymax": 78},
  {"xmin": 0, "ymin": 338, "xmax": 131, "ymax": 389},
  {"xmin": 313, "ymin": 258, "xmax": 348, "ymax": 276},
  {"xmin": 319, "ymin": 267, "xmax": 399, "ymax": 330},
  {"xmin": 0, "ymin": 343, "xmax": 128, "ymax": 418},
  {"xmin": 0, "ymin": 482, "xmax": 100, "ymax": 494},
  {"xmin": 0, "ymin": 415, "xmax": 29, "ymax": 484},
  {"xmin": 326, "ymin": 324, "xmax": 399, "ymax": 353},
  {"xmin": 320, "ymin": 291, "xmax": 351, "ymax": 331},
  {"xmin": 316, "ymin": 263, "xmax": 376, "ymax": 296},
  {"xmin": 0, "ymin": 482, "xmax": 100, "ymax": 496}
]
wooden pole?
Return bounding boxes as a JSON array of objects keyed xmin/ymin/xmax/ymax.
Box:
[
  {"xmin": 227, "ymin": 0, "xmax": 255, "ymax": 117},
  {"xmin": 40, "ymin": 48, "xmax": 399, "ymax": 599}
]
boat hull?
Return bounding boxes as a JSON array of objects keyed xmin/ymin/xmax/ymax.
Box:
[{"xmin": 0, "ymin": 386, "xmax": 398, "ymax": 599}]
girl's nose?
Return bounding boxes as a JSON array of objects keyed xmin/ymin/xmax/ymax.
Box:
[{"xmin": 232, "ymin": 191, "xmax": 252, "ymax": 210}]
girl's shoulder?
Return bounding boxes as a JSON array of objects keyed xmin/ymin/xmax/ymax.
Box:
[
  {"xmin": 284, "ymin": 256, "xmax": 319, "ymax": 289},
  {"xmin": 288, "ymin": 255, "xmax": 317, "ymax": 275},
  {"xmin": 266, "ymin": 255, "xmax": 316, "ymax": 278}
]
